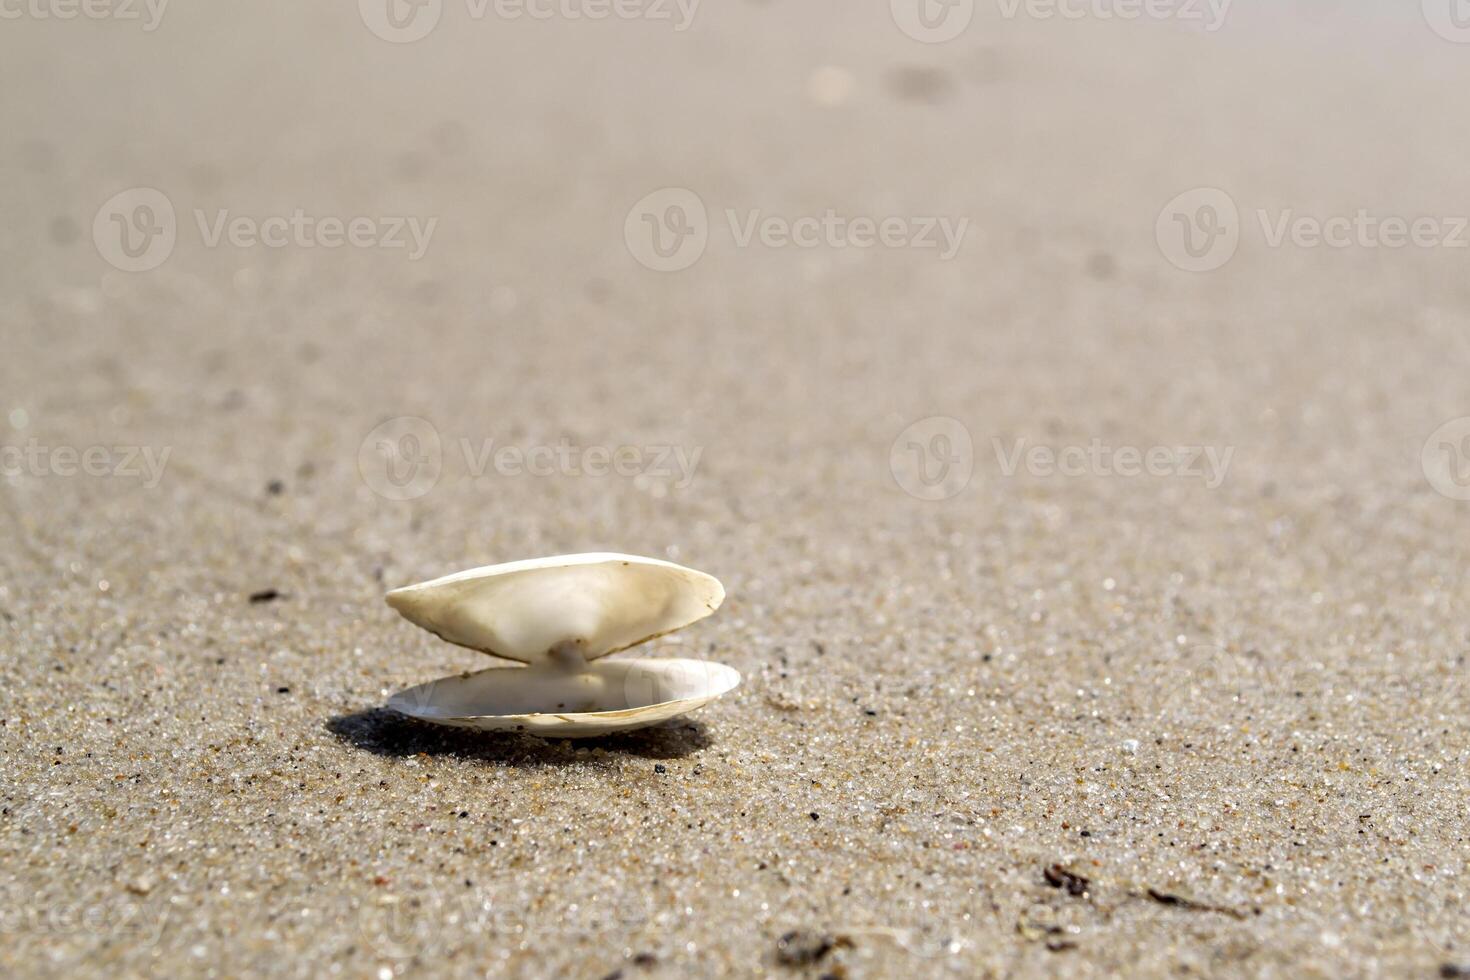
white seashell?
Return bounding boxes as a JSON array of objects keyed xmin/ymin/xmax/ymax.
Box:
[{"xmin": 384, "ymin": 553, "xmax": 738, "ymax": 736}]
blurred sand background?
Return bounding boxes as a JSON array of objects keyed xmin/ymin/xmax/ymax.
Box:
[{"xmin": 3, "ymin": 1, "xmax": 1470, "ymax": 976}]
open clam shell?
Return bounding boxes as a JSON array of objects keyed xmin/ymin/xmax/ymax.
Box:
[{"xmin": 384, "ymin": 553, "xmax": 738, "ymax": 736}]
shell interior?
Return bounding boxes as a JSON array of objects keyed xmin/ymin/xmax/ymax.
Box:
[{"xmin": 387, "ymin": 658, "xmax": 741, "ymax": 736}]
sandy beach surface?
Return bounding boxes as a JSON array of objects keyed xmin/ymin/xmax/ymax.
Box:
[{"xmin": 3, "ymin": 2, "xmax": 1470, "ymax": 976}]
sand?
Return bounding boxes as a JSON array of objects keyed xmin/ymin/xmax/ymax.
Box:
[{"xmin": 3, "ymin": 2, "xmax": 1470, "ymax": 977}]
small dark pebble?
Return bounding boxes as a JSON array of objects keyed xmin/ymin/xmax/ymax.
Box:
[
  {"xmin": 810, "ymin": 812, "xmax": 820, "ymax": 821},
  {"xmin": 654, "ymin": 764, "xmax": 667, "ymax": 774},
  {"xmin": 1145, "ymin": 888, "xmax": 1187, "ymax": 908},
  {"xmin": 1441, "ymin": 965, "xmax": 1470, "ymax": 978},
  {"xmin": 1086, "ymin": 251, "xmax": 1117, "ymax": 280},
  {"xmin": 1079, "ymin": 830, "xmax": 1091, "ymax": 837},
  {"xmin": 458, "ymin": 811, "xmax": 468, "ymax": 819},
  {"xmin": 249, "ymin": 589, "xmax": 283, "ymax": 604},
  {"xmin": 775, "ymin": 930, "xmax": 852, "ymax": 967},
  {"xmin": 276, "ymin": 686, "xmax": 290, "ymax": 694},
  {"xmin": 886, "ymin": 66, "xmax": 955, "ymax": 104},
  {"xmin": 49, "ymin": 215, "xmax": 80, "ymax": 246},
  {"xmin": 863, "ymin": 709, "xmax": 877, "ymax": 716},
  {"xmin": 599, "ymin": 971, "xmax": 623, "ymax": 980},
  {"xmin": 1043, "ymin": 863, "xmax": 1090, "ymax": 897},
  {"xmin": 631, "ymin": 952, "xmax": 657, "ymax": 967},
  {"xmin": 266, "ymin": 479, "xmax": 285, "ymax": 495}
]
